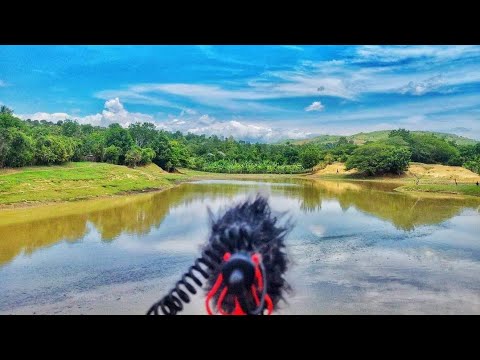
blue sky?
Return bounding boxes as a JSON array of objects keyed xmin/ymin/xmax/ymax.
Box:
[{"xmin": 1, "ymin": 45, "xmax": 480, "ymax": 142}]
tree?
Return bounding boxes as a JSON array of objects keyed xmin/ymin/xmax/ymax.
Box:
[
  {"xmin": 464, "ymin": 156, "xmax": 480, "ymax": 174},
  {"xmin": 104, "ymin": 145, "xmax": 121, "ymax": 164},
  {"xmin": 345, "ymin": 144, "xmax": 411, "ymax": 176},
  {"xmin": 125, "ymin": 146, "xmax": 142, "ymax": 167},
  {"xmin": 409, "ymin": 134, "xmax": 460, "ymax": 164},
  {"xmin": 105, "ymin": 123, "xmax": 134, "ymax": 163},
  {"xmin": 0, "ymin": 112, "xmax": 25, "ymax": 129},
  {"xmin": 324, "ymin": 153, "xmax": 335, "ymax": 164},
  {"xmin": 35, "ymin": 135, "xmax": 75, "ymax": 165},
  {"xmin": 81, "ymin": 132, "xmax": 106, "ymax": 161},
  {"xmin": 0, "ymin": 132, "xmax": 8, "ymax": 167},
  {"xmin": 4, "ymin": 128, "xmax": 35, "ymax": 167},
  {"xmin": 140, "ymin": 148, "xmax": 156, "ymax": 165},
  {"xmin": 128, "ymin": 122, "xmax": 157, "ymax": 147},
  {"xmin": 300, "ymin": 147, "xmax": 321, "ymax": 170},
  {"xmin": 0, "ymin": 105, "xmax": 14, "ymax": 115},
  {"xmin": 389, "ymin": 128, "xmax": 412, "ymax": 142},
  {"xmin": 61, "ymin": 119, "xmax": 81, "ymax": 137}
]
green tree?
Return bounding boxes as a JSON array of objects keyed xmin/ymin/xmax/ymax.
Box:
[
  {"xmin": 410, "ymin": 134, "xmax": 460, "ymax": 164},
  {"xmin": 128, "ymin": 122, "xmax": 157, "ymax": 147},
  {"xmin": 35, "ymin": 135, "xmax": 75, "ymax": 165},
  {"xmin": 104, "ymin": 145, "xmax": 121, "ymax": 164},
  {"xmin": 105, "ymin": 124, "xmax": 134, "ymax": 163},
  {"xmin": 0, "ymin": 112, "xmax": 25, "ymax": 130},
  {"xmin": 345, "ymin": 144, "xmax": 411, "ymax": 176},
  {"xmin": 140, "ymin": 148, "xmax": 156, "ymax": 165},
  {"xmin": 324, "ymin": 153, "xmax": 335, "ymax": 164},
  {"xmin": 125, "ymin": 146, "xmax": 142, "ymax": 167},
  {"xmin": 0, "ymin": 132, "xmax": 8, "ymax": 167},
  {"xmin": 464, "ymin": 156, "xmax": 480, "ymax": 174},
  {"xmin": 0, "ymin": 105, "xmax": 14, "ymax": 115},
  {"xmin": 300, "ymin": 147, "xmax": 321, "ymax": 170},
  {"xmin": 61, "ymin": 119, "xmax": 81, "ymax": 137},
  {"xmin": 81, "ymin": 132, "xmax": 106, "ymax": 161},
  {"xmin": 389, "ymin": 128, "xmax": 412, "ymax": 142},
  {"xmin": 5, "ymin": 128, "xmax": 35, "ymax": 167}
]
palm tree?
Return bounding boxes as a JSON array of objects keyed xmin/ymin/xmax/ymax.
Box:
[{"xmin": 0, "ymin": 105, "xmax": 13, "ymax": 115}]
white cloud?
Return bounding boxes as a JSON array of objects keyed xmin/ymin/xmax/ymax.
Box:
[
  {"xmin": 95, "ymin": 89, "xmax": 179, "ymax": 109},
  {"xmin": 155, "ymin": 113, "xmax": 312, "ymax": 142},
  {"xmin": 198, "ymin": 114, "xmax": 215, "ymax": 124},
  {"xmin": 97, "ymin": 78, "xmax": 353, "ymax": 113},
  {"xmin": 356, "ymin": 45, "xmax": 480, "ymax": 63},
  {"xmin": 282, "ymin": 45, "xmax": 304, "ymax": 51},
  {"xmin": 305, "ymin": 101, "xmax": 324, "ymax": 112},
  {"xmin": 399, "ymin": 75, "xmax": 445, "ymax": 95},
  {"xmin": 95, "ymin": 46, "xmax": 480, "ymax": 112},
  {"xmin": 17, "ymin": 98, "xmax": 153, "ymax": 127},
  {"xmin": 104, "ymin": 97, "xmax": 124, "ymax": 112},
  {"xmin": 18, "ymin": 112, "xmax": 72, "ymax": 122}
]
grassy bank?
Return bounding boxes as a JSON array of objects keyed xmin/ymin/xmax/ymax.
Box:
[
  {"xmin": 397, "ymin": 184, "xmax": 480, "ymax": 197},
  {"xmin": 0, "ymin": 162, "xmax": 301, "ymax": 208},
  {"xmin": 0, "ymin": 162, "xmax": 189, "ymax": 207},
  {"xmin": 1, "ymin": 161, "xmax": 479, "ymax": 209}
]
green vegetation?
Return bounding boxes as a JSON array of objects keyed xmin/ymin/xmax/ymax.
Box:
[
  {"xmin": 398, "ymin": 184, "xmax": 480, "ymax": 197},
  {"xmin": 345, "ymin": 144, "xmax": 411, "ymax": 176},
  {"xmin": 1, "ymin": 105, "xmax": 480, "ymax": 179},
  {"xmin": 0, "ymin": 162, "xmax": 185, "ymax": 205},
  {"xmin": 289, "ymin": 129, "xmax": 478, "ymax": 147}
]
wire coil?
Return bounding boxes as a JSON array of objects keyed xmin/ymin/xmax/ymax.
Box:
[{"xmin": 146, "ymin": 237, "xmax": 230, "ymax": 315}]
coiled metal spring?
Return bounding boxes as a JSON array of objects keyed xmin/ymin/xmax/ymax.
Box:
[{"xmin": 146, "ymin": 238, "xmax": 230, "ymax": 315}]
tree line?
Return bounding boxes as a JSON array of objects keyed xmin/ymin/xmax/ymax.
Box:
[{"xmin": 1, "ymin": 106, "xmax": 480, "ymax": 176}]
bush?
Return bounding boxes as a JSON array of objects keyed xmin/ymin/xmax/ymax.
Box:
[
  {"xmin": 125, "ymin": 146, "xmax": 142, "ymax": 167},
  {"xmin": 104, "ymin": 145, "xmax": 121, "ymax": 164},
  {"xmin": 464, "ymin": 157, "xmax": 480, "ymax": 174},
  {"xmin": 140, "ymin": 148, "xmax": 156, "ymax": 165},
  {"xmin": 345, "ymin": 144, "xmax": 411, "ymax": 176},
  {"xmin": 410, "ymin": 134, "xmax": 460, "ymax": 164},
  {"xmin": 4, "ymin": 128, "xmax": 35, "ymax": 167},
  {"xmin": 300, "ymin": 148, "xmax": 321, "ymax": 170},
  {"xmin": 35, "ymin": 135, "xmax": 75, "ymax": 165}
]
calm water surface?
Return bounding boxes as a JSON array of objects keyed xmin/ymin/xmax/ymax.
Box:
[{"xmin": 1, "ymin": 178, "xmax": 479, "ymax": 314}]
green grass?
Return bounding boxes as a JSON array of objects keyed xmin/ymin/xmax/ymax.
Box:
[
  {"xmin": 0, "ymin": 162, "xmax": 187, "ymax": 205},
  {"xmin": 397, "ymin": 184, "xmax": 480, "ymax": 197}
]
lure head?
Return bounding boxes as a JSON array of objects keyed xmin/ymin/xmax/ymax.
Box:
[
  {"xmin": 205, "ymin": 195, "xmax": 291, "ymax": 315},
  {"xmin": 221, "ymin": 252, "xmax": 256, "ymax": 295}
]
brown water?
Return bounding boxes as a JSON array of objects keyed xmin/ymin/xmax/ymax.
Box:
[{"xmin": 1, "ymin": 178, "xmax": 479, "ymax": 314}]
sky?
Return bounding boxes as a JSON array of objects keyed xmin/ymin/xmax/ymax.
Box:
[{"xmin": 1, "ymin": 45, "xmax": 480, "ymax": 142}]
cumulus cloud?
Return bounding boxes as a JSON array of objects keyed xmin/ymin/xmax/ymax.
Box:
[
  {"xmin": 19, "ymin": 112, "xmax": 72, "ymax": 122},
  {"xmin": 198, "ymin": 114, "xmax": 215, "ymax": 124},
  {"xmin": 17, "ymin": 98, "xmax": 154, "ymax": 127},
  {"xmin": 17, "ymin": 100, "xmax": 312, "ymax": 142},
  {"xmin": 305, "ymin": 101, "xmax": 325, "ymax": 112},
  {"xmin": 156, "ymin": 113, "xmax": 313, "ymax": 142}
]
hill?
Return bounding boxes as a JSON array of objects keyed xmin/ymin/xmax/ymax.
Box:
[{"xmin": 284, "ymin": 130, "xmax": 479, "ymax": 146}]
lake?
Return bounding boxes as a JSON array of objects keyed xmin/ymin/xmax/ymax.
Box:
[{"xmin": 1, "ymin": 178, "xmax": 479, "ymax": 314}]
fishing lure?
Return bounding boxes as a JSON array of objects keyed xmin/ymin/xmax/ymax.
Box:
[{"xmin": 147, "ymin": 195, "xmax": 291, "ymax": 315}]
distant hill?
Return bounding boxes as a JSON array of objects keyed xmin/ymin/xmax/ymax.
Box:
[{"xmin": 282, "ymin": 130, "xmax": 479, "ymax": 146}]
